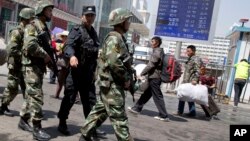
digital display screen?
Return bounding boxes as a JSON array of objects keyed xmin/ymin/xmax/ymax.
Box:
[{"xmin": 154, "ymin": 0, "xmax": 216, "ymax": 41}]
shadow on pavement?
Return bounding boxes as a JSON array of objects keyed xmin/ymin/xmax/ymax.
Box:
[
  {"xmin": 42, "ymin": 110, "xmax": 58, "ymax": 120},
  {"xmin": 98, "ymin": 124, "xmax": 114, "ymax": 135},
  {"xmin": 0, "ymin": 86, "xmax": 4, "ymax": 94},
  {"xmin": 134, "ymin": 138, "xmax": 151, "ymax": 141},
  {"xmin": 141, "ymin": 109, "xmax": 188, "ymax": 122},
  {"xmin": 0, "ymin": 133, "xmax": 11, "ymax": 141},
  {"xmin": 0, "ymin": 74, "xmax": 8, "ymax": 77},
  {"xmin": 44, "ymin": 124, "xmax": 81, "ymax": 139}
]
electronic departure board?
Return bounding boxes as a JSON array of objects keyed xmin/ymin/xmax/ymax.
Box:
[{"xmin": 153, "ymin": 0, "xmax": 220, "ymax": 43}]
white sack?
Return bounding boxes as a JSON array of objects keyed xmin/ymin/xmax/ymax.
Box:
[{"xmin": 177, "ymin": 83, "xmax": 208, "ymax": 106}]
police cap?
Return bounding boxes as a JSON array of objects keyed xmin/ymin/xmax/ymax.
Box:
[{"xmin": 82, "ymin": 6, "xmax": 96, "ymax": 15}]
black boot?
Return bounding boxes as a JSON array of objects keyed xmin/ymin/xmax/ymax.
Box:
[
  {"xmin": 0, "ymin": 104, "xmax": 14, "ymax": 117},
  {"xmin": 79, "ymin": 135, "xmax": 92, "ymax": 141},
  {"xmin": 57, "ymin": 119, "xmax": 70, "ymax": 135},
  {"xmin": 33, "ymin": 120, "xmax": 50, "ymax": 141},
  {"xmin": 18, "ymin": 117, "xmax": 33, "ymax": 132}
]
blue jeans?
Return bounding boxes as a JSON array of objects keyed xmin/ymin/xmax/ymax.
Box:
[{"xmin": 178, "ymin": 100, "xmax": 196, "ymax": 116}]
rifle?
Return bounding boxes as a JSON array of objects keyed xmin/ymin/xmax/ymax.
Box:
[
  {"xmin": 37, "ymin": 31, "xmax": 58, "ymax": 76},
  {"xmin": 123, "ymin": 44, "xmax": 138, "ymax": 102}
]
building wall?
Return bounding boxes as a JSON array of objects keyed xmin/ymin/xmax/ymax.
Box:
[{"xmin": 167, "ymin": 37, "xmax": 230, "ymax": 64}]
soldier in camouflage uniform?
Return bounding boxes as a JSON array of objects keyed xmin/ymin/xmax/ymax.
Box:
[
  {"xmin": 0, "ymin": 8, "xmax": 35, "ymax": 117},
  {"xmin": 19, "ymin": 1, "xmax": 53, "ymax": 140},
  {"xmin": 79, "ymin": 8, "xmax": 134, "ymax": 141},
  {"xmin": 173, "ymin": 45, "xmax": 202, "ymax": 117}
]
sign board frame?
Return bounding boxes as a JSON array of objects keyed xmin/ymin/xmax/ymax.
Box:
[{"xmin": 150, "ymin": 0, "xmax": 221, "ymax": 44}]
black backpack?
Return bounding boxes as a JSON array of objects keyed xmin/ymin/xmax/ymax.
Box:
[{"xmin": 161, "ymin": 54, "xmax": 182, "ymax": 83}]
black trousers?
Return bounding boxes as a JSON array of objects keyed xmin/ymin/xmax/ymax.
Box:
[
  {"xmin": 133, "ymin": 78, "xmax": 168, "ymax": 118},
  {"xmin": 234, "ymin": 79, "xmax": 246, "ymax": 106},
  {"xmin": 58, "ymin": 66, "xmax": 96, "ymax": 120}
]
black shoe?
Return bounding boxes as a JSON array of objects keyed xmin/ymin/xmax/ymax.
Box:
[
  {"xmin": 58, "ymin": 124, "xmax": 70, "ymax": 135},
  {"xmin": 33, "ymin": 127, "xmax": 51, "ymax": 141},
  {"xmin": 58, "ymin": 120, "xmax": 70, "ymax": 135},
  {"xmin": 79, "ymin": 135, "xmax": 92, "ymax": 141},
  {"xmin": 184, "ymin": 113, "xmax": 196, "ymax": 117},
  {"xmin": 0, "ymin": 105, "xmax": 14, "ymax": 117},
  {"xmin": 18, "ymin": 118, "xmax": 33, "ymax": 132}
]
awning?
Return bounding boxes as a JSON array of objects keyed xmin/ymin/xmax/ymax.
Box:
[
  {"xmin": 13, "ymin": 0, "xmax": 81, "ymax": 24},
  {"xmin": 130, "ymin": 23, "xmax": 149, "ymax": 37}
]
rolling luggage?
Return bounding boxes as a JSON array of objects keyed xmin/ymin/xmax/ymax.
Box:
[{"xmin": 202, "ymin": 95, "xmax": 220, "ymax": 116}]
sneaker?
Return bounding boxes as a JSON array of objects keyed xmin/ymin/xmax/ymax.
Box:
[
  {"xmin": 154, "ymin": 116, "xmax": 170, "ymax": 122},
  {"xmin": 172, "ymin": 111, "xmax": 182, "ymax": 116},
  {"xmin": 233, "ymin": 106, "xmax": 238, "ymax": 112},
  {"xmin": 127, "ymin": 106, "xmax": 140, "ymax": 115}
]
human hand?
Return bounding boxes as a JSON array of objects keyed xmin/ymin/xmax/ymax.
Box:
[
  {"xmin": 44, "ymin": 54, "xmax": 52, "ymax": 64},
  {"xmin": 70, "ymin": 56, "xmax": 78, "ymax": 67},
  {"xmin": 191, "ymin": 80, "xmax": 197, "ymax": 85}
]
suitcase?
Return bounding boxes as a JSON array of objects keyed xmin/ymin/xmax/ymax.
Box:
[{"xmin": 202, "ymin": 95, "xmax": 220, "ymax": 116}]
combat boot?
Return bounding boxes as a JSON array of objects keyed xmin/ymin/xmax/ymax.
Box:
[
  {"xmin": 18, "ymin": 117, "xmax": 33, "ymax": 132},
  {"xmin": 0, "ymin": 104, "xmax": 14, "ymax": 117},
  {"xmin": 79, "ymin": 135, "xmax": 92, "ymax": 141},
  {"xmin": 57, "ymin": 119, "xmax": 70, "ymax": 135},
  {"xmin": 32, "ymin": 120, "xmax": 51, "ymax": 141}
]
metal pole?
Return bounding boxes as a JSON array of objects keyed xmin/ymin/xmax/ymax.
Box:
[
  {"xmin": 175, "ymin": 41, "xmax": 182, "ymax": 59},
  {"xmin": 242, "ymin": 70, "xmax": 249, "ymax": 103}
]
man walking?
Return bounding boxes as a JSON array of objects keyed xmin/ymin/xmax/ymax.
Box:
[
  {"xmin": 127, "ymin": 36, "xmax": 170, "ymax": 121},
  {"xmin": 57, "ymin": 5, "xmax": 104, "ymax": 136},
  {"xmin": 0, "ymin": 8, "xmax": 35, "ymax": 117},
  {"xmin": 173, "ymin": 45, "xmax": 202, "ymax": 117},
  {"xmin": 79, "ymin": 8, "xmax": 135, "ymax": 141},
  {"xmin": 19, "ymin": 0, "xmax": 54, "ymax": 140}
]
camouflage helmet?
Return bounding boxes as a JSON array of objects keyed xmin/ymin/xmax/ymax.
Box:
[
  {"xmin": 19, "ymin": 8, "xmax": 35, "ymax": 19},
  {"xmin": 35, "ymin": 0, "xmax": 54, "ymax": 15},
  {"xmin": 108, "ymin": 8, "xmax": 133, "ymax": 26}
]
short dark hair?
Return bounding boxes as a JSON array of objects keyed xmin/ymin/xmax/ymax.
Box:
[
  {"xmin": 187, "ymin": 45, "xmax": 196, "ymax": 52},
  {"xmin": 240, "ymin": 59, "xmax": 248, "ymax": 62},
  {"xmin": 151, "ymin": 36, "xmax": 162, "ymax": 47}
]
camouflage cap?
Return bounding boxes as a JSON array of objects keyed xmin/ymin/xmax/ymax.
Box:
[
  {"xmin": 108, "ymin": 8, "xmax": 133, "ymax": 26},
  {"xmin": 19, "ymin": 8, "xmax": 35, "ymax": 19},
  {"xmin": 35, "ymin": 0, "xmax": 54, "ymax": 15}
]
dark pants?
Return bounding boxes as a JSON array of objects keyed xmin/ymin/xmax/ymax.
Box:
[
  {"xmin": 133, "ymin": 78, "xmax": 168, "ymax": 118},
  {"xmin": 178, "ymin": 101, "xmax": 196, "ymax": 116},
  {"xmin": 234, "ymin": 79, "xmax": 246, "ymax": 106},
  {"xmin": 49, "ymin": 70, "xmax": 56, "ymax": 83},
  {"xmin": 57, "ymin": 66, "xmax": 97, "ymax": 120}
]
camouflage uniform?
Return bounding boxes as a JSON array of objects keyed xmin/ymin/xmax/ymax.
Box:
[
  {"xmin": 19, "ymin": 1, "xmax": 53, "ymax": 140},
  {"xmin": 182, "ymin": 55, "xmax": 202, "ymax": 83},
  {"xmin": 0, "ymin": 8, "xmax": 35, "ymax": 116},
  {"xmin": 20, "ymin": 18, "xmax": 49, "ymax": 121},
  {"xmin": 80, "ymin": 8, "xmax": 134, "ymax": 141},
  {"xmin": 1, "ymin": 23, "xmax": 26, "ymax": 105}
]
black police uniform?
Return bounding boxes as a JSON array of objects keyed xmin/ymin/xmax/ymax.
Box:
[{"xmin": 57, "ymin": 6, "xmax": 100, "ymax": 123}]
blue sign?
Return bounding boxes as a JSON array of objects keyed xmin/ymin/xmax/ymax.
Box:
[{"xmin": 155, "ymin": 0, "xmax": 216, "ymax": 41}]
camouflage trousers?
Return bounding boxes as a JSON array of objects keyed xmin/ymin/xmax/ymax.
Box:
[
  {"xmin": 80, "ymin": 83, "xmax": 133, "ymax": 141},
  {"xmin": 1, "ymin": 68, "xmax": 26, "ymax": 105},
  {"xmin": 19, "ymin": 66, "xmax": 44, "ymax": 121}
]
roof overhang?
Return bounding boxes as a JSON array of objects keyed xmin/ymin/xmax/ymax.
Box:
[
  {"xmin": 130, "ymin": 23, "xmax": 149, "ymax": 36},
  {"xmin": 226, "ymin": 26, "xmax": 250, "ymax": 38}
]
